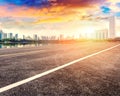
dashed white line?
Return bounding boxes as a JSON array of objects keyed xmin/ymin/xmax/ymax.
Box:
[{"xmin": 0, "ymin": 44, "xmax": 120, "ymax": 93}]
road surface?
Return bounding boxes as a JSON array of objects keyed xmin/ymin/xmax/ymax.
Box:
[{"xmin": 0, "ymin": 41, "xmax": 120, "ymax": 96}]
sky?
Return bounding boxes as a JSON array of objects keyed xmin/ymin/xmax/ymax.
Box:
[{"xmin": 0, "ymin": 0, "xmax": 120, "ymax": 37}]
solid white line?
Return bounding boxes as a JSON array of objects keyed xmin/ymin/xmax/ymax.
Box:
[{"xmin": 0, "ymin": 44, "xmax": 120, "ymax": 93}]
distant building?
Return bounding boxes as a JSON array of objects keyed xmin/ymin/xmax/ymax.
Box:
[
  {"xmin": 37, "ymin": 36, "xmax": 40, "ymax": 40},
  {"xmin": 33, "ymin": 34, "xmax": 38, "ymax": 40},
  {"xmin": 23, "ymin": 35, "xmax": 26, "ymax": 40},
  {"xmin": 103, "ymin": 29, "xmax": 109, "ymax": 39},
  {"xmin": 41, "ymin": 36, "xmax": 49, "ymax": 40},
  {"xmin": 3, "ymin": 33, "xmax": 7, "ymax": 39},
  {"xmin": 15, "ymin": 34, "xmax": 18, "ymax": 40},
  {"xmin": 8, "ymin": 33, "xmax": 13, "ymax": 39},
  {"xmin": 95, "ymin": 29, "xmax": 108, "ymax": 40},
  {"xmin": 0, "ymin": 30, "xmax": 3, "ymax": 40}
]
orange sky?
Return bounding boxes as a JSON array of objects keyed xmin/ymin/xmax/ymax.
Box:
[{"xmin": 0, "ymin": 0, "xmax": 120, "ymax": 37}]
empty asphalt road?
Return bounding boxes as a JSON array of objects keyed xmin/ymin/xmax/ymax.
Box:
[{"xmin": 0, "ymin": 41, "xmax": 120, "ymax": 96}]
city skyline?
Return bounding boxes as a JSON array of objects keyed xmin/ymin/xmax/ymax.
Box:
[
  {"xmin": 0, "ymin": 27, "xmax": 112, "ymax": 40},
  {"xmin": 0, "ymin": 15, "xmax": 117, "ymax": 40}
]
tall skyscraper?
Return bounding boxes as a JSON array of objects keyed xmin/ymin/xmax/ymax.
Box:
[
  {"xmin": 15, "ymin": 34, "xmax": 18, "ymax": 40},
  {"xmin": 0, "ymin": 30, "xmax": 3, "ymax": 40},
  {"xmin": 8, "ymin": 33, "xmax": 13, "ymax": 39},
  {"xmin": 3, "ymin": 33, "xmax": 7, "ymax": 39},
  {"xmin": 23, "ymin": 35, "xmax": 25, "ymax": 40},
  {"xmin": 33, "ymin": 34, "xmax": 38, "ymax": 40},
  {"xmin": 109, "ymin": 16, "xmax": 115, "ymax": 38}
]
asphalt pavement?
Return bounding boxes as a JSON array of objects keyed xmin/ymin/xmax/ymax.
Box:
[{"xmin": 0, "ymin": 41, "xmax": 120, "ymax": 96}]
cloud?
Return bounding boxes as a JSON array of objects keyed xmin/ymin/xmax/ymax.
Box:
[
  {"xmin": 100, "ymin": 6, "xmax": 111, "ymax": 14},
  {"xmin": 107, "ymin": 0, "xmax": 120, "ymax": 3},
  {"xmin": 0, "ymin": 16, "xmax": 37, "ymax": 29},
  {"xmin": 54, "ymin": 0, "xmax": 105, "ymax": 7},
  {"xmin": 2, "ymin": 0, "xmax": 120, "ymax": 24}
]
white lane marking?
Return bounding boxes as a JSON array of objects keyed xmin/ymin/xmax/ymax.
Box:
[
  {"xmin": 0, "ymin": 50, "xmax": 45, "ymax": 57},
  {"xmin": 0, "ymin": 44, "xmax": 120, "ymax": 93}
]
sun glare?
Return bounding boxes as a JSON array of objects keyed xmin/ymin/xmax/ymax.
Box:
[
  {"xmin": 75, "ymin": 26, "xmax": 95, "ymax": 39},
  {"xmin": 85, "ymin": 27, "xmax": 95, "ymax": 34}
]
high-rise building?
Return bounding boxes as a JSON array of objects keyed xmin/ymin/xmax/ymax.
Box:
[
  {"xmin": 3, "ymin": 33, "xmax": 7, "ymax": 39},
  {"xmin": 0, "ymin": 30, "xmax": 3, "ymax": 40},
  {"xmin": 109, "ymin": 16, "xmax": 115, "ymax": 38},
  {"xmin": 103, "ymin": 29, "xmax": 109, "ymax": 39},
  {"xmin": 8, "ymin": 33, "xmax": 13, "ymax": 39},
  {"xmin": 41, "ymin": 36, "xmax": 49, "ymax": 40},
  {"xmin": 33, "ymin": 34, "xmax": 38, "ymax": 40},
  {"xmin": 23, "ymin": 35, "xmax": 26, "ymax": 40},
  {"xmin": 95, "ymin": 29, "xmax": 109, "ymax": 40},
  {"xmin": 15, "ymin": 34, "xmax": 18, "ymax": 40}
]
